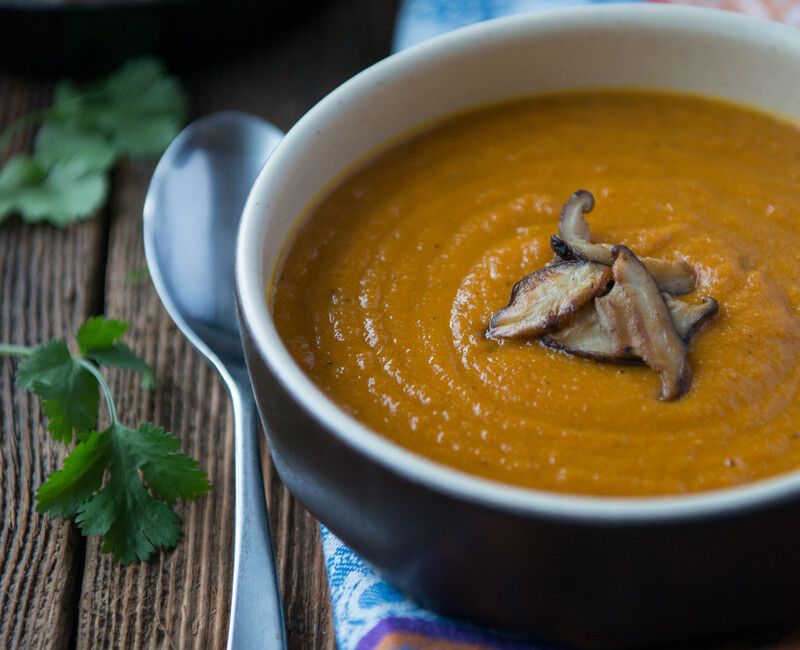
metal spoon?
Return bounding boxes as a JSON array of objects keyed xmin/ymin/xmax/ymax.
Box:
[{"xmin": 143, "ymin": 111, "xmax": 286, "ymax": 650}]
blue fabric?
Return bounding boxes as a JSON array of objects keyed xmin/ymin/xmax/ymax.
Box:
[
  {"xmin": 321, "ymin": 526, "xmax": 552, "ymax": 649},
  {"xmin": 321, "ymin": 527, "xmax": 444, "ymax": 649},
  {"xmin": 392, "ymin": 0, "xmax": 638, "ymax": 51}
]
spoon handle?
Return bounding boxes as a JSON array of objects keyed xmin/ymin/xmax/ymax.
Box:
[{"xmin": 227, "ymin": 380, "xmax": 287, "ymax": 650}]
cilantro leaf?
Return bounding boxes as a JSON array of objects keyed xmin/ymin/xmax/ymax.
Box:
[
  {"xmin": 124, "ymin": 423, "xmax": 210, "ymax": 501},
  {"xmin": 0, "ymin": 56, "xmax": 185, "ymax": 228},
  {"xmin": 0, "ymin": 156, "xmax": 44, "ymax": 224},
  {"xmin": 79, "ymin": 477, "xmax": 182, "ymax": 564},
  {"xmin": 76, "ymin": 316, "xmax": 128, "ymax": 354},
  {"xmin": 85, "ymin": 343, "xmax": 157, "ymax": 390},
  {"xmin": 125, "ymin": 267, "xmax": 150, "ymax": 284},
  {"xmin": 16, "ymin": 340, "xmax": 99, "ymax": 442},
  {"xmin": 34, "ymin": 123, "xmax": 116, "ymax": 172},
  {"xmin": 36, "ymin": 429, "xmax": 110, "ymax": 517},
  {"xmin": 16, "ymin": 339, "xmax": 75, "ymax": 389},
  {"xmin": 34, "ymin": 124, "xmax": 116, "ymax": 171},
  {"xmin": 51, "ymin": 57, "xmax": 186, "ymax": 158},
  {"xmin": 9, "ymin": 314, "xmax": 210, "ymax": 565},
  {"xmin": 35, "ymin": 372, "xmax": 100, "ymax": 443},
  {"xmin": 66, "ymin": 422, "xmax": 210, "ymax": 564},
  {"xmin": 78, "ymin": 316, "xmax": 155, "ymax": 389},
  {"xmin": 0, "ymin": 155, "xmax": 108, "ymax": 227}
]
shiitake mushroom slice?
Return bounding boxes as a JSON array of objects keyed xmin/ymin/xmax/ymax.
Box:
[
  {"xmin": 596, "ymin": 246, "xmax": 691, "ymax": 401},
  {"xmin": 486, "ymin": 260, "xmax": 612, "ymax": 340},
  {"xmin": 542, "ymin": 301, "xmax": 638, "ymax": 362},
  {"xmin": 664, "ymin": 294, "xmax": 719, "ymax": 341},
  {"xmin": 552, "ymin": 189, "xmax": 695, "ymax": 295},
  {"xmin": 543, "ymin": 294, "xmax": 719, "ymax": 361}
]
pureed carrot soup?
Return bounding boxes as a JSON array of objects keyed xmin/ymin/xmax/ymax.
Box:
[{"xmin": 272, "ymin": 90, "xmax": 800, "ymax": 496}]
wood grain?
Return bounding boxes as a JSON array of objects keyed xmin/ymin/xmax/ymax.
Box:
[
  {"xmin": 3, "ymin": 3, "xmax": 800, "ymax": 649},
  {"xmin": 75, "ymin": 2, "xmax": 398, "ymax": 648},
  {"xmin": 0, "ymin": 73, "xmax": 106, "ymax": 649},
  {"xmin": 73, "ymin": 154, "xmax": 334, "ymax": 650},
  {"xmin": 0, "ymin": 3, "xmax": 399, "ymax": 648},
  {"xmin": 75, "ymin": 160, "xmax": 237, "ymax": 649}
]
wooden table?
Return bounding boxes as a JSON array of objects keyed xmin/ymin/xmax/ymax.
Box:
[
  {"xmin": 0, "ymin": 2, "xmax": 398, "ymax": 647},
  {"xmin": 5, "ymin": 3, "xmax": 800, "ymax": 649}
]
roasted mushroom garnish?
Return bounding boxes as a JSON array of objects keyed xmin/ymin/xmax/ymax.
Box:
[
  {"xmin": 487, "ymin": 260, "xmax": 612, "ymax": 339},
  {"xmin": 542, "ymin": 302, "xmax": 637, "ymax": 361},
  {"xmin": 595, "ymin": 246, "xmax": 691, "ymax": 401},
  {"xmin": 486, "ymin": 190, "xmax": 717, "ymax": 401},
  {"xmin": 543, "ymin": 295, "xmax": 719, "ymax": 361},
  {"xmin": 552, "ymin": 189, "xmax": 695, "ymax": 295},
  {"xmin": 663, "ymin": 294, "xmax": 719, "ymax": 342}
]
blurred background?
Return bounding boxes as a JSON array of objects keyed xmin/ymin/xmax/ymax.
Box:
[{"xmin": 0, "ymin": 0, "xmax": 343, "ymax": 75}]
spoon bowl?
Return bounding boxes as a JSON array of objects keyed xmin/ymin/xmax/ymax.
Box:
[{"xmin": 144, "ymin": 111, "xmax": 286, "ymax": 650}]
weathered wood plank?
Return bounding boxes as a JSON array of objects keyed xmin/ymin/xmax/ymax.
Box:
[
  {"xmin": 75, "ymin": 160, "xmax": 237, "ymax": 650},
  {"xmin": 0, "ymin": 73, "xmax": 106, "ymax": 649},
  {"xmin": 6, "ymin": 3, "xmax": 800, "ymax": 650},
  {"xmin": 76, "ymin": 2, "xmax": 398, "ymax": 648},
  {"xmin": 73, "ymin": 161, "xmax": 335, "ymax": 650}
]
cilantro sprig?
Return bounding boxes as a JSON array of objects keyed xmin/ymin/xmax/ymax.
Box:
[
  {"xmin": 0, "ymin": 316, "xmax": 210, "ymax": 564},
  {"xmin": 0, "ymin": 57, "xmax": 186, "ymax": 227}
]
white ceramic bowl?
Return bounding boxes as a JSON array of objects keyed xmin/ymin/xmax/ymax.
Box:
[{"xmin": 237, "ymin": 6, "xmax": 800, "ymax": 646}]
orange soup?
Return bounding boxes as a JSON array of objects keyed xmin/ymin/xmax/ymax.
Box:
[{"xmin": 272, "ymin": 90, "xmax": 800, "ymax": 496}]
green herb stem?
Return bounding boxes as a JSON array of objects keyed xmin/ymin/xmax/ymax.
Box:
[
  {"xmin": 0, "ymin": 343, "xmax": 34, "ymax": 357},
  {"xmin": 79, "ymin": 358, "xmax": 118, "ymax": 424}
]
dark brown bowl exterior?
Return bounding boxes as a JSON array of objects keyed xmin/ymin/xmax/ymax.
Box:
[
  {"xmin": 235, "ymin": 8, "xmax": 800, "ymax": 646},
  {"xmin": 240, "ymin": 315, "xmax": 800, "ymax": 648}
]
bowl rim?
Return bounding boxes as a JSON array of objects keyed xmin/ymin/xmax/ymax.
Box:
[{"xmin": 236, "ymin": 3, "xmax": 800, "ymax": 522}]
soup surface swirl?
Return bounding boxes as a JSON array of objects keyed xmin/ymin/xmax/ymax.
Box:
[{"xmin": 273, "ymin": 91, "xmax": 800, "ymax": 496}]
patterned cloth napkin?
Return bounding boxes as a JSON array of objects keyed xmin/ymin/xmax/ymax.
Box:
[{"xmin": 321, "ymin": 1, "xmax": 799, "ymax": 648}]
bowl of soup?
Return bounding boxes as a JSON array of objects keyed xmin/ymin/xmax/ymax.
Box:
[{"xmin": 236, "ymin": 5, "xmax": 800, "ymax": 646}]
